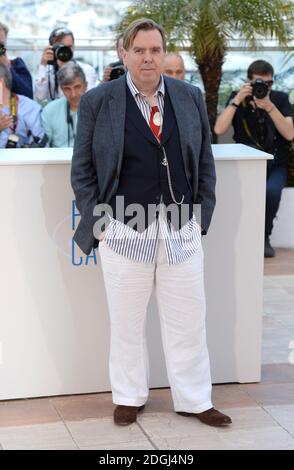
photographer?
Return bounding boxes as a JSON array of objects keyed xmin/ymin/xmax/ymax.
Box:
[
  {"xmin": 102, "ymin": 33, "xmax": 125, "ymax": 82},
  {"xmin": 0, "ymin": 22, "xmax": 33, "ymax": 99},
  {"xmin": 214, "ymin": 60, "xmax": 294, "ymax": 257},
  {"xmin": 35, "ymin": 27, "xmax": 97, "ymax": 103},
  {"xmin": 41, "ymin": 63, "xmax": 87, "ymax": 147},
  {"xmin": 0, "ymin": 63, "xmax": 45, "ymax": 149},
  {"xmin": 162, "ymin": 52, "xmax": 186, "ymax": 81}
]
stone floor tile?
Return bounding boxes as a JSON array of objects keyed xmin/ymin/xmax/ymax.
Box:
[
  {"xmin": 0, "ymin": 398, "xmax": 61, "ymax": 427},
  {"xmin": 81, "ymin": 440, "xmax": 154, "ymax": 450},
  {"xmin": 264, "ymin": 404, "xmax": 294, "ymax": 437},
  {"xmin": 217, "ymin": 427, "xmax": 294, "ymax": 450},
  {"xmin": 238, "ymin": 383, "xmax": 294, "ymax": 406},
  {"xmin": 138, "ymin": 412, "xmax": 217, "ymax": 441},
  {"xmin": 263, "ymin": 300, "xmax": 294, "ymax": 315},
  {"xmin": 0, "ymin": 422, "xmax": 78, "ymax": 450},
  {"xmin": 212, "ymin": 384, "xmax": 258, "ymax": 408},
  {"xmin": 154, "ymin": 433, "xmax": 230, "ymax": 450},
  {"xmin": 51, "ymin": 393, "xmax": 114, "ymax": 421},
  {"xmin": 261, "ymin": 363, "xmax": 294, "ymax": 384},
  {"xmin": 66, "ymin": 417, "xmax": 148, "ymax": 449}
]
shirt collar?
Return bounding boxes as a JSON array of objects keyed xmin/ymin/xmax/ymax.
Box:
[{"xmin": 126, "ymin": 71, "xmax": 165, "ymax": 100}]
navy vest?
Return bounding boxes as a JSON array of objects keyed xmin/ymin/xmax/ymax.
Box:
[{"xmin": 108, "ymin": 84, "xmax": 193, "ymax": 231}]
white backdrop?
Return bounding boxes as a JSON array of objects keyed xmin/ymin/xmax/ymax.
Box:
[{"xmin": 0, "ymin": 144, "xmax": 272, "ymax": 400}]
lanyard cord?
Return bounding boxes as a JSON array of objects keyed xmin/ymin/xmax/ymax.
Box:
[
  {"xmin": 241, "ymin": 100, "xmax": 265, "ymax": 151},
  {"xmin": 66, "ymin": 101, "xmax": 75, "ymax": 147}
]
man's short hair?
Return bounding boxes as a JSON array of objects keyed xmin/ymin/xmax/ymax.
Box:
[
  {"xmin": 116, "ymin": 33, "xmax": 124, "ymax": 49},
  {"xmin": 0, "ymin": 63, "xmax": 12, "ymax": 90},
  {"xmin": 123, "ymin": 18, "xmax": 166, "ymax": 51},
  {"xmin": 57, "ymin": 62, "xmax": 86, "ymax": 88},
  {"xmin": 49, "ymin": 27, "xmax": 74, "ymax": 45},
  {"xmin": 247, "ymin": 60, "xmax": 274, "ymax": 79},
  {"xmin": 0, "ymin": 22, "xmax": 9, "ymax": 37}
]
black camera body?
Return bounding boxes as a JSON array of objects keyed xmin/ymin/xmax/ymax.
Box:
[
  {"xmin": 110, "ymin": 64, "xmax": 126, "ymax": 81},
  {"xmin": 251, "ymin": 79, "xmax": 269, "ymax": 99},
  {"xmin": 21, "ymin": 134, "xmax": 48, "ymax": 148},
  {"xmin": 5, "ymin": 133, "xmax": 48, "ymax": 149},
  {"xmin": 5, "ymin": 133, "xmax": 19, "ymax": 149},
  {"xmin": 48, "ymin": 44, "xmax": 73, "ymax": 65},
  {"xmin": 0, "ymin": 43, "xmax": 7, "ymax": 57}
]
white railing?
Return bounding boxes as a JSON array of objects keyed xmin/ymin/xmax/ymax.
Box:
[{"xmin": 5, "ymin": 38, "xmax": 294, "ymax": 83}]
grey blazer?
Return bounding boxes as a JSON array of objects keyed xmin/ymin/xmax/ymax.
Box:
[{"xmin": 71, "ymin": 75, "xmax": 216, "ymax": 255}]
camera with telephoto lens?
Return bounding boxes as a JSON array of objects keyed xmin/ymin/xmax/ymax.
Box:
[
  {"xmin": 110, "ymin": 64, "xmax": 126, "ymax": 81},
  {"xmin": 251, "ymin": 79, "xmax": 269, "ymax": 99},
  {"xmin": 0, "ymin": 43, "xmax": 7, "ymax": 56},
  {"xmin": 48, "ymin": 44, "xmax": 73, "ymax": 65}
]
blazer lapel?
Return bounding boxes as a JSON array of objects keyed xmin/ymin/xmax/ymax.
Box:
[
  {"xmin": 164, "ymin": 77, "xmax": 190, "ymax": 173},
  {"xmin": 109, "ymin": 76, "xmax": 127, "ymax": 174},
  {"xmin": 161, "ymin": 91, "xmax": 175, "ymax": 145}
]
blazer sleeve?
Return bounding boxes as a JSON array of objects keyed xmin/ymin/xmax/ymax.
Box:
[
  {"xmin": 193, "ymin": 87, "xmax": 216, "ymax": 235},
  {"xmin": 71, "ymin": 93, "xmax": 101, "ymax": 254}
]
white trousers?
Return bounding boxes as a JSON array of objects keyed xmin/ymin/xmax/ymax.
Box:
[{"xmin": 99, "ymin": 238, "xmax": 213, "ymax": 413}]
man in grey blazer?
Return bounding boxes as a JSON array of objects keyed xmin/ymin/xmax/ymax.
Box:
[{"xmin": 71, "ymin": 18, "xmax": 232, "ymax": 427}]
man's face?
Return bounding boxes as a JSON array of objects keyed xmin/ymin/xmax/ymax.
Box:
[
  {"xmin": 0, "ymin": 29, "xmax": 6, "ymax": 45},
  {"xmin": 123, "ymin": 29, "xmax": 165, "ymax": 90},
  {"xmin": 52, "ymin": 34, "xmax": 74, "ymax": 49},
  {"xmin": 62, "ymin": 77, "xmax": 87, "ymax": 109},
  {"xmin": 162, "ymin": 55, "xmax": 185, "ymax": 80},
  {"xmin": 117, "ymin": 37, "xmax": 124, "ymax": 61}
]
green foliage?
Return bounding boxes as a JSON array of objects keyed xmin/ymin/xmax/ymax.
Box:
[
  {"xmin": 118, "ymin": 0, "xmax": 188, "ymax": 49},
  {"xmin": 218, "ymin": 83, "xmax": 234, "ymax": 108},
  {"xmin": 118, "ymin": 0, "xmax": 294, "ymax": 56}
]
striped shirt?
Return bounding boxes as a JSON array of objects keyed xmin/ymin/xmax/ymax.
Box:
[{"xmin": 103, "ymin": 72, "xmax": 201, "ymax": 264}]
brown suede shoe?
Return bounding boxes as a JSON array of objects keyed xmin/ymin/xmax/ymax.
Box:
[
  {"xmin": 113, "ymin": 404, "xmax": 145, "ymax": 426},
  {"xmin": 177, "ymin": 407, "xmax": 232, "ymax": 427}
]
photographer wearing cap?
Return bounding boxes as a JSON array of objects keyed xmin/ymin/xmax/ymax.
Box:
[
  {"xmin": 0, "ymin": 22, "xmax": 33, "ymax": 99},
  {"xmin": 214, "ymin": 60, "xmax": 294, "ymax": 257},
  {"xmin": 35, "ymin": 27, "xmax": 97, "ymax": 103},
  {"xmin": 41, "ymin": 63, "xmax": 87, "ymax": 147},
  {"xmin": 0, "ymin": 63, "xmax": 45, "ymax": 149},
  {"xmin": 102, "ymin": 33, "xmax": 126, "ymax": 82}
]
